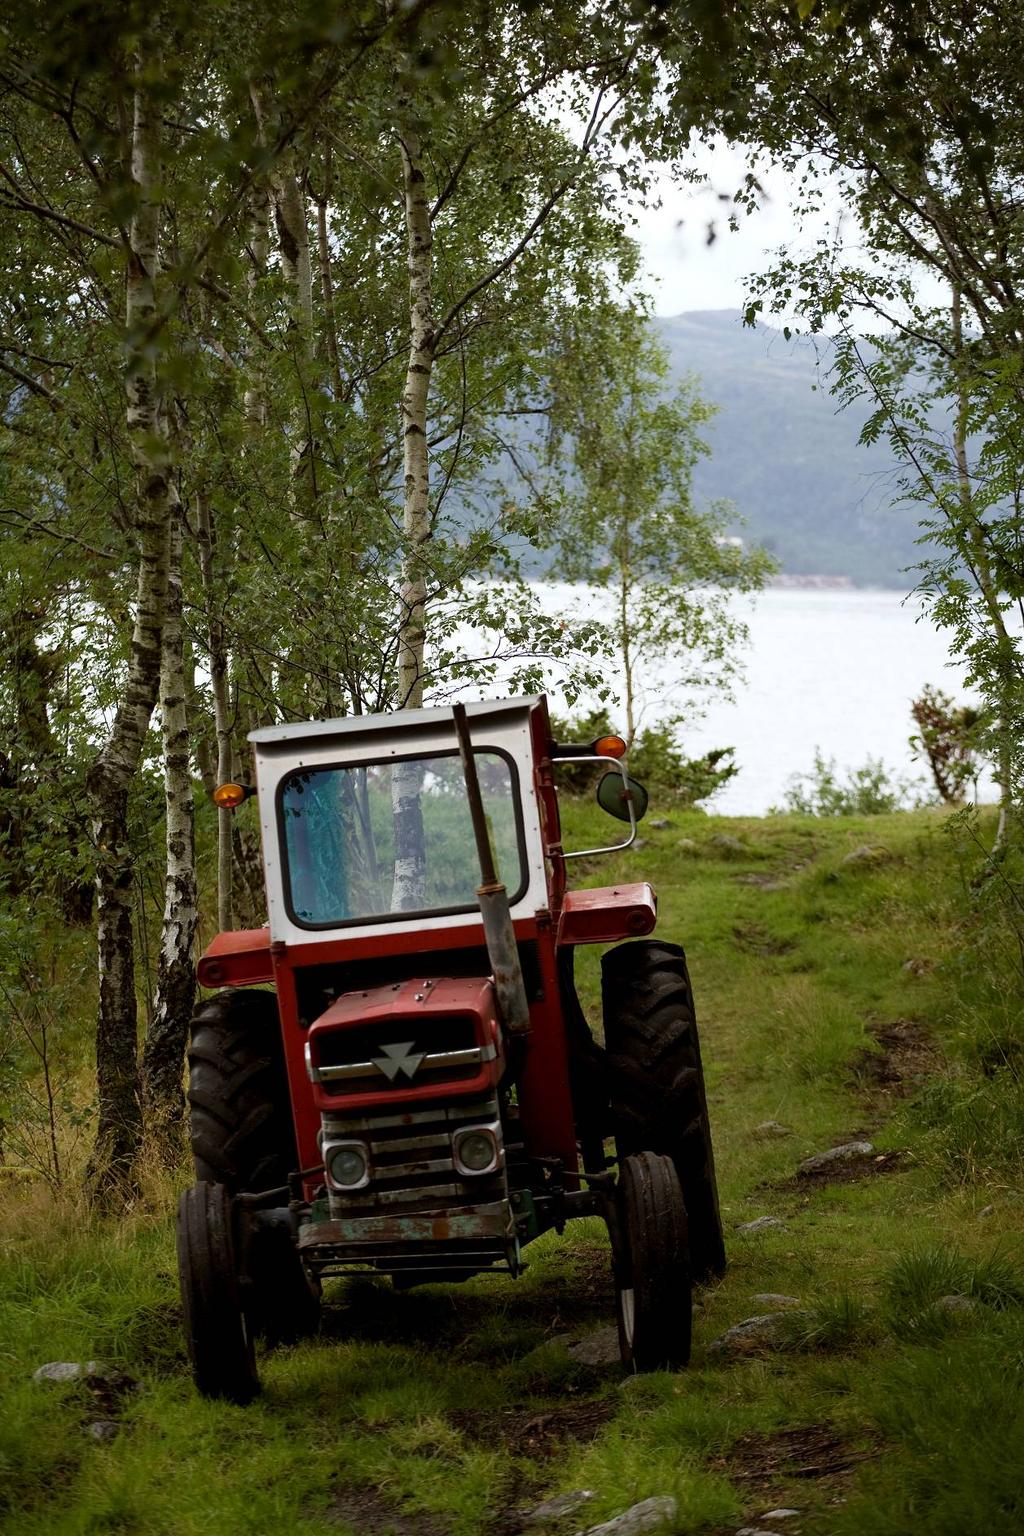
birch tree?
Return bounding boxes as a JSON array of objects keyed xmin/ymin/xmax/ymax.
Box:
[{"xmin": 547, "ymin": 307, "xmax": 772, "ymax": 744}]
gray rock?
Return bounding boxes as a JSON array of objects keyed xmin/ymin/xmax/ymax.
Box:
[
  {"xmin": 841, "ymin": 844, "xmax": 892, "ymax": 868},
  {"xmin": 581, "ymin": 1496, "xmax": 677, "ymax": 1536},
  {"xmin": 797, "ymin": 1140, "xmax": 873, "ymax": 1174},
  {"xmin": 709, "ymin": 833, "xmax": 751, "ymax": 858},
  {"xmin": 761, "ymin": 1512, "xmax": 801, "ymax": 1522},
  {"xmin": 901, "ymin": 957, "xmax": 933, "ymax": 975},
  {"xmin": 936, "ymin": 1293, "xmax": 977, "ymax": 1313},
  {"xmin": 648, "ymin": 818, "xmax": 671, "ymax": 830},
  {"xmin": 567, "ymin": 1326, "xmax": 620, "ymax": 1368},
  {"xmin": 752, "ymin": 1120, "xmax": 791, "ymax": 1137},
  {"xmin": 735, "ymin": 1216, "xmax": 787, "ymax": 1235},
  {"xmin": 631, "ymin": 838, "xmax": 648, "ymax": 851},
  {"xmin": 34, "ymin": 1361, "xmax": 104, "ymax": 1384},
  {"xmin": 751, "ymin": 1294, "xmax": 802, "ymax": 1309},
  {"xmin": 737, "ymin": 1529, "xmax": 784, "ymax": 1536},
  {"xmin": 87, "ymin": 1420, "xmax": 120, "ymax": 1443},
  {"xmin": 34, "ymin": 1360, "xmax": 138, "ymax": 1397},
  {"xmin": 979, "ymin": 1204, "xmax": 995, "ymax": 1219},
  {"xmin": 527, "ymin": 1489, "xmax": 596, "ymax": 1524},
  {"xmin": 708, "ymin": 1312, "xmax": 812, "ymax": 1357},
  {"xmin": 677, "ymin": 837, "xmax": 702, "ymax": 854}
]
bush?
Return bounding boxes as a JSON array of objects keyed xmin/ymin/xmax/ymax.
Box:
[
  {"xmin": 548, "ymin": 709, "xmax": 737, "ymax": 808},
  {"xmin": 773, "ymin": 749, "xmax": 923, "ymax": 816},
  {"xmin": 910, "ymin": 685, "xmax": 985, "ymax": 805}
]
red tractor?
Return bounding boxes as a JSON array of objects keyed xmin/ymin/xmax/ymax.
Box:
[{"xmin": 177, "ymin": 695, "xmax": 723, "ymax": 1401}]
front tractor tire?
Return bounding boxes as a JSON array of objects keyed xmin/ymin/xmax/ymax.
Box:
[
  {"xmin": 177, "ymin": 1181, "xmax": 259, "ymax": 1403},
  {"xmin": 187, "ymin": 988, "xmax": 320, "ymax": 1345},
  {"xmin": 613, "ymin": 1151, "xmax": 692, "ymax": 1371},
  {"xmin": 603, "ymin": 940, "xmax": 726, "ymax": 1281}
]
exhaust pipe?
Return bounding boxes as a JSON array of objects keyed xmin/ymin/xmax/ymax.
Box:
[{"xmin": 452, "ymin": 703, "xmax": 531, "ymax": 1039}]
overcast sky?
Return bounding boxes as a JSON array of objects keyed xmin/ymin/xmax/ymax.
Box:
[{"xmin": 630, "ymin": 140, "xmax": 849, "ymax": 318}]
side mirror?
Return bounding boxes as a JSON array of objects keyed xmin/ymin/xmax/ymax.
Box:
[{"xmin": 596, "ymin": 771, "xmax": 649, "ymax": 823}]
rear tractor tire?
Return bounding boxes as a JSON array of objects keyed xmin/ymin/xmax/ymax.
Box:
[
  {"xmin": 603, "ymin": 940, "xmax": 726, "ymax": 1281},
  {"xmin": 612, "ymin": 1151, "xmax": 692, "ymax": 1372},
  {"xmin": 188, "ymin": 988, "xmax": 296, "ymax": 1193},
  {"xmin": 186, "ymin": 989, "xmax": 320, "ymax": 1344},
  {"xmin": 177, "ymin": 1181, "xmax": 259, "ymax": 1403}
]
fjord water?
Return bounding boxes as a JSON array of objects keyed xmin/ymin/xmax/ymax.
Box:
[{"xmin": 542, "ymin": 585, "xmax": 987, "ymax": 815}]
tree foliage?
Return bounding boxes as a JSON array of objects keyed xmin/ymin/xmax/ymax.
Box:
[{"xmin": 545, "ymin": 305, "xmax": 772, "ymax": 745}]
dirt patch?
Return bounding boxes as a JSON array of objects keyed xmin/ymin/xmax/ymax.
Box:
[
  {"xmin": 794, "ymin": 1148, "xmax": 907, "ymax": 1186},
  {"xmin": 328, "ymin": 1485, "xmax": 446, "ymax": 1535},
  {"xmin": 710, "ymin": 1420, "xmax": 876, "ymax": 1492},
  {"xmin": 451, "ymin": 1399, "xmax": 614, "ymax": 1460},
  {"xmin": 852, "ymin": 1018, "xmax": 937, "ymax": 1099},
  {"xmin": 731, "ymin": 922, "xmax": 796, "ymax": 957}
]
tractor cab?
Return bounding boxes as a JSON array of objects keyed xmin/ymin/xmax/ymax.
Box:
[{"xmin": 178, "ymin": 696, "xmax": 723, "ymax": 1403}]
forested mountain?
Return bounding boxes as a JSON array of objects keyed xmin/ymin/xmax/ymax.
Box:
[{"xmin": 656, "ymin": 310, "xmax": 924, "ymax": 587}]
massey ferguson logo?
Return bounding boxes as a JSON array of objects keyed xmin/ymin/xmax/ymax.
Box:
[{"xmin": 374, "ymin": 1041, "xmax": 426, "ymax": 1082}]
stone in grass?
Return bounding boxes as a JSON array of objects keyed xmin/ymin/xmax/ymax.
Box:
[
  {"xmin": 709, "ymin": 833, "xmax": 751, "ymax": 859},
  {"xmin": 936, "ymin": 1294, "xmax": 977, "ymax": 1313},
  {"xmin": 87, "ymin": 1421, "xmax": 120, "ymax": 1443},
  {"xmin": 737, "ymin": 1529, "xmax": 787, "ymax": 1536},
  {"xmin": 34, "ymin": 1361, "xmax": 104, "ymax": 1384},
  {"xmin": 752, "ymin": 1120, "xmax": 791, "ymax": 1137},
  {"xmin": 841, "ymin": 844, "xmax": 892, "ymax": 868},
  {"xmin": 567, "ymin": 1326, "xmax": 621, "ymax": 1368},
  {"xmin": 750, "ymin": 1294, "xmax": 802, "ymax": 1309},
  {"xmin": 797, "ymin": 1141, "xmax": 873, "ymax": 1175},
  {"xmin": 33, "ymin": 1361, "xmax": 138, "ymax": 1394},
  {"xmin": 762, "ymin": 1513, "xmax": 801, "ymax": 1523},
  {"xmin": 735, "ymin": 1215, "xmax": 787, "ymax": 1235},
  {"xmin": 707, "ymin": 1312, "xmax": 812, "ymax": 1357},
  {"xmin": 648, "ymin": 818, "xmax": 671, "ymax": 830},
  {"xmin": 677, "ymin": 838, "xmax": 702, "ymax": 854},
  {"xmin": 581, "ymin": 1496, "xmax": 677, "ymax": 1536},
  {"xmin": 527, "ymin": 1489, "xmax": 596, "ymax": 1525}
]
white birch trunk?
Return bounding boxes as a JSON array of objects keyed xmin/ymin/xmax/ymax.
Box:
[
  {"xmin": 141, "ymin": 493, "xmax": 198, "ymax": 1142},
  {"xmin": 390, "ymin": 66, "xmax": 435, "ymax": 911},
  {"xmin": 196, "ymin": 491, "xmax": 234, "ymax": 931},
  {"xmin": 86, "ymin": 45, "xmax": 173, "ymax": 1195}
]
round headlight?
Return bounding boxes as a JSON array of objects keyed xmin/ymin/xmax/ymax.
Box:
[
  {"xmin": 455, "ymin": 1129, "xmax": 497, "ymax": 1174},
  {"xmin": 328, "ymin": 1143, "xmax": 368, "ymax": 1188}
]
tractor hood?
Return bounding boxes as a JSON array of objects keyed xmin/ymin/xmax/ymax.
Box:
[{"xmin": 304, "ymin": 976, "xmax": 504, "ymax": 1113}]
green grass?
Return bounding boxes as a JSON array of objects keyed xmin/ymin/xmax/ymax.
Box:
[{"xmin": 3, "ymin": 803, "xmax": 1024, "ymax": 1533}]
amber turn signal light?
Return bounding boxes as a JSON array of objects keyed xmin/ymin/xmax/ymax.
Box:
[
  {"xmin": 212, "ymin": 781, "xmax": 250, "ymax": 809},
  {"xmin": 593, "ymin": 734, "xmax": 627, "ymax": 758}
]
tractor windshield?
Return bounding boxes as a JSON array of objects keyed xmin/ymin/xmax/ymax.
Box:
[{"xmin": 279, "ymin": 749, "xmax": 525, "ymax": 927}]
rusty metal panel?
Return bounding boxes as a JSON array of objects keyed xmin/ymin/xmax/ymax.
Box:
[{"xmin": 298, "ymin": 1201, "xmax": 513, "ymax": 1249}]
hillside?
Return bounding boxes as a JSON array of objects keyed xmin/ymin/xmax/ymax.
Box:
[{"xmin": 655, "ymin": 311, "xmax": 921, "ymax": 587}]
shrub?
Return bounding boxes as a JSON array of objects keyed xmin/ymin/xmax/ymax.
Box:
[
  {"xmin": 548, "ymin": 709, "xmax": 737, "ymax": 807},
  {"xmin": 773, "ymin": 748, "xmax": 923, "ymax": 816},
  {"xmin": 910, "ymin": 685, "xmax": 985, "ymax": 805}
]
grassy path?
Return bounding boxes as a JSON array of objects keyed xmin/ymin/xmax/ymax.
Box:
[{"xmin": 2, "ymin": 809, "xmax": 1023, "ymax": 1534}]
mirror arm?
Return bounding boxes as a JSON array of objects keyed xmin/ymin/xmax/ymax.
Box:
[{"xmin": 556, "ymin": 754, "xmax": 638, "ymax": 861}]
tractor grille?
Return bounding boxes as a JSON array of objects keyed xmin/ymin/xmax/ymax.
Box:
[
  {"xmin": 309, "ymin": 1015, "xmax": 487, "ymax": 1097},
  {"xmin": 321, "ymin": 1094, "xmax": 507, "ymax": 1219}
]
